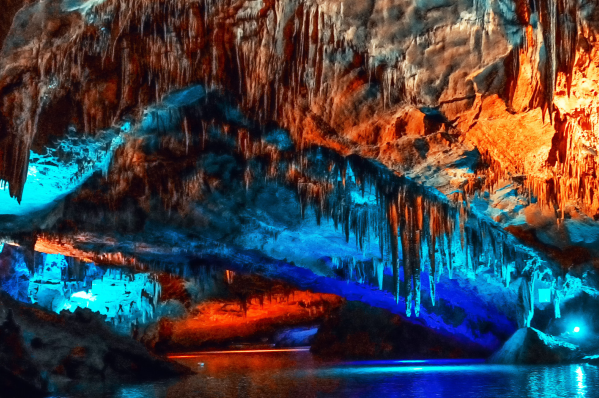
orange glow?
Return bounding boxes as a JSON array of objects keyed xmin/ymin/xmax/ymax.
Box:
[
  {"xmin": 167, "ymin": 347, "xmax": 310, "ymax": 358},
  {"xmin": 34, "ymin": 235, "xmax": 143, "ymax": 267},
  {"xmin": 34, "ymin": 236, "xmax": 95, "ymax": 262},
  {"xmin": 165, "ymin": 289, "xmax": 342, "ymax": 350},
  {"xmin": 225, "ymin": 270, "xmax": 235, "ymax": 284}
]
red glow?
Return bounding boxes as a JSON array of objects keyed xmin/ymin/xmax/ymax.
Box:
[{"xmin": 168, "ymin": 347, "xmax": 310, "ymax": 358}]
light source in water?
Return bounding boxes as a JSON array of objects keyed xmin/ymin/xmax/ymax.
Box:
[{"xmin": 574, "ymin": 327, "xmax": 580, "ymax": 333}]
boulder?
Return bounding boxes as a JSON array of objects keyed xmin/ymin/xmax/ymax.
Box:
[
  {"xmin": 310, "ymin": 301, "xmax": 490, "ymax": 359},
  {"xmin": 0, "ymin": 291, "xmax": 191, "ymax": 387},
  {"xmin": 490, "ymin": 328, "xmax": 582, "ymax": 364}
]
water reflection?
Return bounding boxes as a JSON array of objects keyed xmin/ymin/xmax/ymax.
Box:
[
  {"xmin": 49, "ymin": 351, "xmax": 599, "ymax": 398},
  {"xmin": 525, "ymin": 364, "xmax": 593, "ymax": 398},
  {"xmin": 576, "ymin": 366, "xmax": 586, "ymax": 397}
]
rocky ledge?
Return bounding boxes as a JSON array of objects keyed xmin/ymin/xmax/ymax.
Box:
[{"xmin": 0, "ymin": 291, "xmax": 191, "ymax": 396}]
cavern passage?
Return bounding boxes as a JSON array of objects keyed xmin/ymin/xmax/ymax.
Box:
[{"xmin": 3, "ymin": 0, "xmax": 599, "ymax": 397}]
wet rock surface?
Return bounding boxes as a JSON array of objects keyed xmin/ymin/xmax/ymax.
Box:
[
  {"xmin": 490, "ymin": 328, "xmax": 582, "ymax": 365},
  {"xmin": 0, "ymin": 291, "xmax": 191, "ymax": 392},
  {"xmin": 310, "ymin": 300, "xmax": 491, "ymax": 360},
  {"xmin": 0, "ymin": 308, "xmax": 49, "ymax": 398}
]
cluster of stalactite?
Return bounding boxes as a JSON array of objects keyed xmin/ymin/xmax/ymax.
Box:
[
  {"xmin": 80, "ymin": 100, "xmax": 564, "ymax": 320},
  {"xmin": 0, "ymin": 0, "xmax": 584, "ymax": 324},
  {"xmin": 508, "ymin": 0, "xmax": 578, "ymax": 117},
  {"xmin": 0, "ymin": 0, "xmax": 534, "ymax": 197},
  {"xmin": 0, "ymin": 0, "xmax": 347, "ymax": 200},
  {"xmin": 0, "ymin": 0, "xmax": 597, "ymax": 228},
  {"xmin": 296, "ymin": 151, "xmax": 558, "ymax": 318},
  {"xmin": 524, "ymin": 113, "xmax": 599, "ymax": 220},
  {"xmin": 91, "ymin": 0, "xmax": 598, "ymax": 227},
  {"xmin": 471, "ymin": 112, "xmax": 599, "ymax": 223},
  {"xmin": 481, "ymin": 0, "xmax": 599, "ymax": 221},
  {"xmin": 468, "ymin": 149, "xmax": 510, "ymax": 196},
  {"xmin": 28, "ymin": 108, "xmax": 561, "ymax": 321},
  {"xmin": 504, "ymin": 0, "xmax": 579, "ymax": 119}
]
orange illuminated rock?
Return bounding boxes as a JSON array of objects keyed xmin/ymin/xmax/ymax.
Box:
[
  {"xmin": 1, "ymin": 0, "xmax": 599, "ymax": 268},
  {"xmin": 142, "ymin": 273, "xmax": 344, "ymax": 353}
]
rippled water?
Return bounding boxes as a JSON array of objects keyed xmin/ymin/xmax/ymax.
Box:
[{"xmin": 49, "ymin": 350, "xmax": 599, "ymax": 398}]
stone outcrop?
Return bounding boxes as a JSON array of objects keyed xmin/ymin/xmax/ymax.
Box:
[
  {"xmin": 490, "ymin": 327, "xmax": 582, "ymax": 364},
  {"xmin": 0, "ymin": 291, "xmax": 191, "ymax": 389},
  {"xmin": 0, "ymin": 308, "xmax": 48, "ymax": 398},
  {"xmin": 311, "ymin": 300, "xmax": 490, "ymax": 359}
]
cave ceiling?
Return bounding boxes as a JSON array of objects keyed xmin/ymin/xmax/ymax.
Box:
[{"xmin": 1, "ymin": 0, "xmax": 599, "ymax": 327}]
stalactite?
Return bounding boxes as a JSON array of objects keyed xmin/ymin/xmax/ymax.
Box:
[
  {"xmin": 0, "ymin": 0, "xmax": 592, "ymax": 233},
  {"xmin": 387, "ymin": 196, "xmax": 401, "ymax": 307},
  {"xmin": 374, "ymin": 257, "xmax": 384, "ymax": 290},
  {"xmin": 552, "ymin": 277, "xmax": 562, "ymax": 319}
]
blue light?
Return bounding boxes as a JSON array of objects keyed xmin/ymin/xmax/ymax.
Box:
[
  {"xmin": 120, "ymin": 122, "xmax": 131, "ymax": 133},
  {"xmin": 574, "ymin": 327, "xmax": 580, "ymax": 333},
  {"xmin": 342, "ymin": 359, "xmax": 484, "ymax": 367},
  {"xmin": 0, "ymin": 131, "xmax": 125, "ymax": 216},
  {"xmin": 396, "ymin": 360, "xmax": 427, "ymax": 363},
  {"xmin": 314, "ymin": 363, "xmax": 515, "ymax": 376}
]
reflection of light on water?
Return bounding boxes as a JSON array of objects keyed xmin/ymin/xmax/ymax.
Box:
[
  {"xmin": 168, "ymin": 347, "xmax": 311, "ymax": 358},
  {"xmin": 342, "ymin": 359, "xmax": 483, "ymax": 366},
  {"xmin": 116, "ymin": 386, "xmax": 153, "ymax": 398},
  {"xmin": 576, "ymin": 366, "xmax": 586, "ymax": 397},
  {"xmin": 525, "ymin": 364, "xmax": 590, "ymax": 398},
  {"xmin": 314, "ymin": 364, "xmax": 518, "ymax": 376},
  {"xmin": 50, "ymin": 359, "xmax": 599, "ymax": 398}
]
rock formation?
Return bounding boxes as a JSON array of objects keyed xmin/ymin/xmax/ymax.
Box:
[
  {"xmin": 2, "ymin": 0, "xmax": 599, "ymax": 372},
  {"xmin": 490, "ymin": 327, "xmax": 582, "ymax": 364},
  {"xmin": 0, "ymin": 290, "xmax": 191, "ymax": 387}
]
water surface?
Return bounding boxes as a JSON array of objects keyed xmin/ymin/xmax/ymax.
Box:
[{"xmin": 50, "ymin": 350, "xmax": 599, "ymax": 397}]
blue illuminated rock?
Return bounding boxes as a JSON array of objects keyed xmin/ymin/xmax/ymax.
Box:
[
  {"xmin": 273, "ymin": 326, "xmax": 319, "ymax": 347},
  {"xmin": 0, "ymin": 130, "xmax": 124, "ymax": 222},
  {"xmin": 27, "ymin": 253, "xmax": 165, "ymax": 332},
  {"xmin": 490, "ymin": 328, "xmax": 582, "ymax": 364},
  {"xmin": 0, "ymin": 244, "xmax": 31, "ymax": 302}
]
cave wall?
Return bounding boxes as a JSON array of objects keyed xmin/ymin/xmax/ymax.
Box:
[
  {"xmin": 0, "ymin": 0, "xmax": 598, "ymax": 212},
  {"xmin": 2, "ymin": 0, "xmax": 599, "ymax": 363}
]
